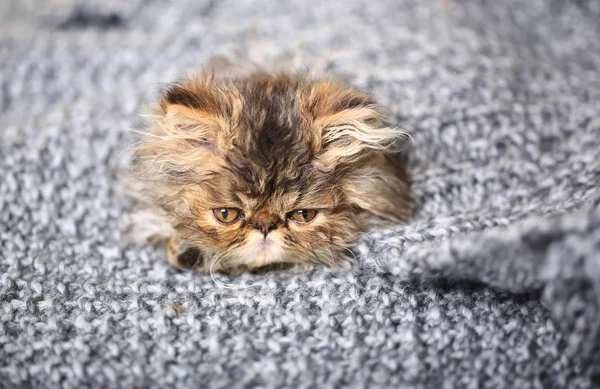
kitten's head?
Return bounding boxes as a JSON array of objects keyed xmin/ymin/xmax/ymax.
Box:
[{"xmin": 132, "ymin": 72, "xmax": 410, "ymax": 273}]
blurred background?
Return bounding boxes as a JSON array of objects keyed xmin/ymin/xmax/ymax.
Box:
[{"xmin": 1, "ymin": 0, "xmax": 600, "ymax": 387}]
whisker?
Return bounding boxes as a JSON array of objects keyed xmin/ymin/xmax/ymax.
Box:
[
  {"xmin": 392, "ymin": 125, "xmax": 414, "ymax": 147},
  {"xmin": 208, "ymin": 253, "xmax": 261, "ymax": 290}
]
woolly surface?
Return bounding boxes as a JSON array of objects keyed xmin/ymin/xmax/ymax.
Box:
[{"xmin": 1, "ymin": 0, "xmax": 600, "ymax": 388}]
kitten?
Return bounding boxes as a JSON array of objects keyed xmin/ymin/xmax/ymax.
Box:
[{"xmin": 129, "ymin": 72, "xmax": 410, "ymax": 274}]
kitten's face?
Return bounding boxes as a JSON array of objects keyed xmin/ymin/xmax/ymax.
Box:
[
  {"xmin": 182, "ymin": 152, "xmax": 364, "ymax": 271},
  {"xmin": 132, "ymin": 73, "xmax": 410, "ymax": 273}
]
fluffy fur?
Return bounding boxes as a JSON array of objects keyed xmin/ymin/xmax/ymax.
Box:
[{"xmin": 129, "ymin": 72, "xmax": 410, "ymax": 273}]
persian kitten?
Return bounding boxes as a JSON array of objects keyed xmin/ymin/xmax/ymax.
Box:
[{"xmin": 129, "ymin": 72, "xmax": 410, "ymax": 274}]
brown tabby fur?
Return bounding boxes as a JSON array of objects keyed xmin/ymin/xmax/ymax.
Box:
[{"xmin": 129, "ymin": 72, "xmax": 410, "ymax": 274}]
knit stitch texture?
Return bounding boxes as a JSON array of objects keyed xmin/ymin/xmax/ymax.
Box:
[{"xmin": 1, "ymin": 0, "xmax": 599, "ymax": 388}]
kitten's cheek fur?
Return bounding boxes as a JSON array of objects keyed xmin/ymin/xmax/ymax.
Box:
[{"xmin": 166, "ymin": 238, "xmax": 204, "ymax": 270}]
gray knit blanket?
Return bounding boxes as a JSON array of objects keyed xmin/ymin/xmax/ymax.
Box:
[{"xmin": 1, "ymin": 0, "xmax": 599, "ymax": 387}]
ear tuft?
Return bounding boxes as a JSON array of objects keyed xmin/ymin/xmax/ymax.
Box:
[{"xmin": 304, "ymin": 79, "xmax": 406, "ymax": 172}]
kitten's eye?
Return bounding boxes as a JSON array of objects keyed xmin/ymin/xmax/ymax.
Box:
[
  {"xmin": 289, "ymin": 209, "xmax": 317, "ymax": 224},
  {"xmin": 212, "ymin": 208, "xmax": 242, "ymax": 224}
]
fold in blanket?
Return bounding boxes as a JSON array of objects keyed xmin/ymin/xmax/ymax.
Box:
[{"xmin": 377, "ymin": 207, "xmax": 600, "ymax": 373}]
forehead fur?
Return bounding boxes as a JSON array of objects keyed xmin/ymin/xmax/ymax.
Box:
[
  {"xmin": 158, "ymin": 73, "xmax": 380, "ymax": 200},
  {"xmin": 133, "ymin": 72, "xmax": 409, "ymax": 219}
]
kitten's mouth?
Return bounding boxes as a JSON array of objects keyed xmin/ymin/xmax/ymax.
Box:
[
  {"xmin": 243, "ymin": 236, "xmax": 285, "ymax": 265},
  {"xmin": 258, "ymin": 238, "xmax": 273, "ymax": 248},
  {"xmin": 255, "ymin": 238, "xmax": 278, "ymax": 255}
]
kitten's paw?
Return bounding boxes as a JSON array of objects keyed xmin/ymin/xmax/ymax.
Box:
[{"xmin": 165, "ymin": 238, "xmax": 204, "ymax": 271}]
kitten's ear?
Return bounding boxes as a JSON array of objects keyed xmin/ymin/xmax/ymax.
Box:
[
  {"xmin": 155, "ymin": 74, "xmax": 239, "ymax": 146},
  {"xmin": 343, "ymin": 153, "xmax": 411, "ymax": 222},
  {"xmin": 304, "ymin": 79, "xmax": 405, "ymax": 172}
]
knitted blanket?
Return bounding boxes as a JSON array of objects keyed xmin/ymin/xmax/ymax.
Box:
[{"xmin": 1, "ymin": 0, "xmax": 599, "ymax": 387}]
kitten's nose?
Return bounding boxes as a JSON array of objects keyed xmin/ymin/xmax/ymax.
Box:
[
  {"xmin": 254, "ymin": 211, "xmax": 280, "ymax": 238},
  {"xmin": 255, "ymin": 222, "xmax": 276, "ymax": 238}
]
